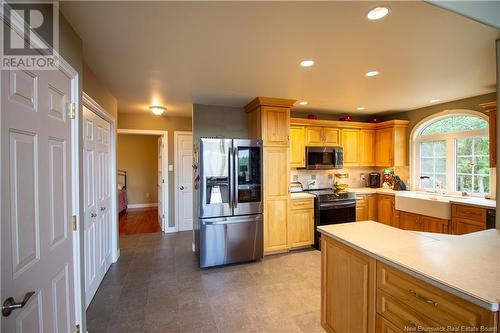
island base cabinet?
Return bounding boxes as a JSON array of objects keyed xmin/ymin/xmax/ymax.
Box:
[{"xmin": 321, "ymin": 236, "xmax": 376, "ymax": 333}]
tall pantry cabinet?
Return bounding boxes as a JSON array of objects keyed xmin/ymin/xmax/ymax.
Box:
[{"xmin": 245, "ymin": 97, "xmax": 296, "ymax": 254}]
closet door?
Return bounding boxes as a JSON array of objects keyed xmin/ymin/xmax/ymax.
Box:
[{"xmin": 83, "ymin": 106, "xmax": 112, "ymax": 308}]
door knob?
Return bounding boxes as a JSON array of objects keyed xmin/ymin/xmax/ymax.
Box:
[
  {"xmin": 100, "ymin": 207, "xmax": 106, "ymax": 211},
  {"xmin": 91, "ymin": 213, "xmax": 97, "ymax": 218},
  {"xmin": 2, "ymin": 292, "xmax": 35, "ymax": 317},
  {"xmin": 180, "ymin": 186, "xmax": 185, "ymax": 190}
]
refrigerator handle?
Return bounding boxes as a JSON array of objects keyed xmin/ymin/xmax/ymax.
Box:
[
  {"xmin": 228, "ymin": 146, "xmax": 234, "ymax": 209},
  {"xmin": 233, "ymin": 146, "xmax": 238, "ymax": 209}
]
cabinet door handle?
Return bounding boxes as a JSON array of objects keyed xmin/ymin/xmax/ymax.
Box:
[{"xmin": 409, "ymin": 289, "xmax": 438, "ymax": 306}]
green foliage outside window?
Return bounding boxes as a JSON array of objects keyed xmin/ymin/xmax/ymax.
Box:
[{"xmin": 420, "ymin": 116, "xmax": 488, "ymax": 136}]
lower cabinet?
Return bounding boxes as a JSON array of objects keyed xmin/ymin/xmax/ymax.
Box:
[
  {"xmin": 451, "ymin": 204, "xmax": 488, "ymax": 235},
  {"xmin": 376, "ymin": 194, "xmax": 395, "ymax": 226},
  {"xmin": 289, "ymin": 198, "xmax": 314, "ymax": 249},
  {"xmin": 397, "ymin": 211, "xmax": 450, "ymax": 234},
  {"xmin": 321, "ymin": 236, "xmax": 498, "ymax": 333},
  {"xmin": 264, "ymin": 198, "xmax": 289, "ymax": 254},
  {"xmin": 321, "ymin": 236, "xmax": 376, "ymax": 333},
  {"xmin": 356, "ymin": 194, "xmax": 377, "ymax": 221}
]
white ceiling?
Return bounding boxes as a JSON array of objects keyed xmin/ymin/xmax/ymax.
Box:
[{"xmin": 61, "ymin": 1, "xmax": 499, "ymax": 117}]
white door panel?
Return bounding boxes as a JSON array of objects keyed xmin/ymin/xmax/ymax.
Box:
[
  {"xmin": 1, "ymin": 67, "xmax": 75, "ymax": 332},
  {"xmin": 176, "ymin": 133, "xmax": 193, "ymax": 232},
  {"xmin": 83, "ymin": 106, "xmax": 112, "ymax": 308}
]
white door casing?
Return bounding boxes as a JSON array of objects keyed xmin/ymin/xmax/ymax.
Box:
[
  {"xmin": 82, "ymin": 106, "xmax": 112, "ymax": 308},
  {"xmin": 175, "ymin": 132, "xmax": 193, "ymax": 232},
  {"xmin": 1, "ymin": 68, "xmax": 75, "ymax": 332},
  {"xmin": 158, "ymin": 136, "xmax": 164, "ymax": 229}
]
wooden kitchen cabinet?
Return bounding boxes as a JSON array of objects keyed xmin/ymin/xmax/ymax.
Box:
[
  {"xmin": 451, "ymin": 204, "xmax": 488, "ymax": 235},
  {"xmin": 321, "ymin": 236, "xmax": 376, "ymax": 333},
  {"xmin": 306, "ymin": 126, "xmax": 340, "ymax": 147},
  {"xmin": 356, "ymin": 194, "xmax": 377, "ymax": 221},
  {"xmin": 290, "ymin": 125, "xmax": 306, "ymax": 168},
  {"xmin": 376, "ymin": 194, "xmax": 395, "ymax": 226},
  {"xmin": 397, "ymin": 211, "xmax": 450, "ymax": 233},
  {"xmin": 289, "ymin": 198, "xmax": 314, "ymax": 249},
  {"xmin": 359, "ymin": 130, "xmax": 376, "ymax": 166},
  {"xmin": 246, "ymin": 97, "xmax": 296, "ymax": 255},
  {"xmin": 375, "ymin": 123, "xmax": 408, "ymax": 167},
  {"xmin": 264, "ymin": 198, "xmax": 289, "ymax": 253},
  {"xmin": 341, "ymin": 129, "xmax": 359, "ymax": 166}
]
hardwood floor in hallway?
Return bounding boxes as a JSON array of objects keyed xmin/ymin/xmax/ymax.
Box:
[
  {"xmin": 119, "ymin": 207, "xmax": 162, "ymax": 235},
  {"xmin": 86, "ymin": 231, "xmax": 325, "ymax": 333}
]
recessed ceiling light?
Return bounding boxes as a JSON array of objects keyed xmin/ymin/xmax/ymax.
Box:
[
  {"xmin": 365, "ymin": 70, "xmax": 379, "ymax": 77},
  {"xmin": 357, "ymin": 107, "xmax": 366, "ymax": 111},
  {"xmin": 149, "ymin": 105, "xmax": 167, "ymax": 115},
  {"xmin": 300, "ymin": 60, "xmax": 315, "ymax": 67},
  {"xmin": 299, "ymin": 101, "xmax": 308, "ymax": 105},
  {"xmin": 430, "ymin": 99, "xmax": 440, "ymax": 103},
  {"xmin": 367, "ymin": 6, "xmax": 390, "ymax": 20}
]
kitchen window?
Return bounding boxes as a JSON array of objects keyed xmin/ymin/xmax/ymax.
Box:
[{"xmin": 413, "ymin": 112, "xmax": 490, "ymax": 196}]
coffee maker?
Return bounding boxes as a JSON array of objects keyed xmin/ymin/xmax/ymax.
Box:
[{"xmin": 368, "ymin": 173, "xmax": 381, "ymax": 188}]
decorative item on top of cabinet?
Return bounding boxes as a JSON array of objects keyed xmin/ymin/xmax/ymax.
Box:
[
  {"xmin": 451, "ymin": 204, "xmax": 487, "ymax": 235},
  {"xmin": 321, "ymin": 236, "xmax": 376, "ymax": 333},
  {"xmin": 289, "ymin": 198, "xmax": 314, "ymax": 249},
  {"xmin": 479, "ymin": 101, "xmax": 497, "ymax": 168},
  {"xmin": 290, "ymin": 125, "xmax": 306, "ymax": 168}
]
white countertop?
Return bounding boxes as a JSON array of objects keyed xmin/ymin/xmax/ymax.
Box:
[
  {"xmin": 348, "ymin": 187, "xmax": 397, "ymax": 195},
  {"xmin": 290, "ymin": 192, "xmax": 315, "ymax": 200},
  {"xmin": 318, "ymin": 221, "xmax": 500, "ymax": 311}
]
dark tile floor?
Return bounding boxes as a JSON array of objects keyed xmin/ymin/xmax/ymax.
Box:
[{"xmin": 86, "ymin": 231, "xmax": 325, "ymax": 333}]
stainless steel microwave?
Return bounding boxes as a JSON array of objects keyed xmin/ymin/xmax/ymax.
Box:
[{"xmin": 306, "ymin": 146, "xmax": 343, "ymax": 170}]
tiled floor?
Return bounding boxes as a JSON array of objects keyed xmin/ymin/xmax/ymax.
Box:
[{"xmin": 86, "ymin": 231, "xmax": 325, "ymax": 333}]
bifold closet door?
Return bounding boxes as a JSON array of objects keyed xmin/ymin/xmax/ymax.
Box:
[{"xmin": 83, "ymin": 106, "xmax": 112, "ymax": 308}]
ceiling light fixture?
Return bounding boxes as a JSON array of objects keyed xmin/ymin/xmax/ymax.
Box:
[
  {"xmin": 299, "ymin": 101, "xmax": 308, "ymax": 105},
  {"xmin": 367, "ymin": 6, "xmax": 390, "ymax": 20},
  {"xmin": 149, "ymin": 105, "xmax": 167, "ymax": 116},
  {"xmin": 365, "ymin": 70, "xmax": 379, "ymax": 77},
  {"xmin": 300, "ymin": 60, "xmax": 315, "ymax": 67},
  {"xmin": 430, "ymin": 99, "xmax": 440, "ymax": 103},
  {"xmin": 357, "ymin": 107, "xmax": 366, "ymax": 111}
]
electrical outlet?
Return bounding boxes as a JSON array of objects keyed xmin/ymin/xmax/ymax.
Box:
[
  {"xmin": 293, "ymin": 175, "xmax": 299, "ymax": 181},
  {"xmin": 311, "ymin": 174, "xmax": 316, "ymax": 180},
  {"xmin": 328, "ymin": 174, "xmax": 333, "ymax": 179}
]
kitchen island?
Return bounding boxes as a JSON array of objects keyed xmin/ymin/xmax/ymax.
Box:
[{"xmin": 318, "ymin": 221, "xmax": 499, "ymax": 333}]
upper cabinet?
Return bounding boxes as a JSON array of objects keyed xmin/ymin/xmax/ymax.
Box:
[
  {"xmin": 305, "ymin": 127, "xmax": 340, "ymax": 146},
  {"xmin": 375, "ymin": 122, "xmax": 408, "ymax": 167},
  {"xmin": 341, "ymin": 129, "xmax": 359, "ymax": 166},
  {"xmin": 290, "ymin": 118, "xmax": 409, "ymax": 168},
  {"xmin": 246, "ymin": 97, "xmax": 296, "ymax": 147},
  {"xmin": 479, "ymin": 101, "xmax": 497, "ymax": 168},
  {"xmin": 290, "ymin": 126, "xmax": 306, "ymax": 168}
]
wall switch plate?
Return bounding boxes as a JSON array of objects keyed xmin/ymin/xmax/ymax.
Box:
[
  {"xmin": 311, "ymin": 174, "xmax": 317, "ymax": 180},
  {"xmin": 328, "ymin": 174, "xmax": 333, "ymax": 179},
  {"xmin": 168, "ymin": 165, "xmax": 174, "ymax": 172},
  {"xmin": 293, "ymin": 175, "xmax": 299, "ymax": 181}
]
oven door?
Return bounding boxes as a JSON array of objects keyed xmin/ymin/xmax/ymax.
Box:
[{"xmin": 315, "ymin": 201, "xmax": 356, "ymax": 249}]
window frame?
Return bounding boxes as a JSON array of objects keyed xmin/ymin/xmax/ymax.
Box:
[{"xmin": 410, "ymin": 110, "xmax": 490, "ymax": 196}]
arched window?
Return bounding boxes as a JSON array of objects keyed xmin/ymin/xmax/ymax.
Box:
[{"xmin": 412, "ymin": 111, "xmax": 490, "ymax": 196}]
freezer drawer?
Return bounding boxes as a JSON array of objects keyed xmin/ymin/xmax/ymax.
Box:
[{"xmin": 199, "ymin": 214, "xmax": 263, "ymax": 268}]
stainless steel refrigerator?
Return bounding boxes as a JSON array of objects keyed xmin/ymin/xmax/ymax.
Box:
[{"xmin": 196, "ymin": 138, "xmax": 263, "ymax": 268}]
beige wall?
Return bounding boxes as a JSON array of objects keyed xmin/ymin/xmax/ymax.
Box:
[
  {"xmin": 118, "ymin": 113, "xmax": 192, "ymax": 226},
  {"xmin": 117, "ymin": 134, "xmax": 159, "ymax": 205},
  {"xmin": 83, "ymin": 62, "xmax": 118, "ymax": 119}
]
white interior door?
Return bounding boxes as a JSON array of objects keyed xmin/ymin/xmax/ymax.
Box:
[
  {"xmin": 158, "ymin": 136, "xmax": 164, "ymax": 230},
  {"xmin": 1, "ymin": 68, "xmax": 75, "ymax": 332},
  {"xmin": 176, "ymin": 133, "xmax": 193, "ymax": 231},
  {"xmin": 83, "ymin": 106, "xmax": 112, "ymax": 308}
]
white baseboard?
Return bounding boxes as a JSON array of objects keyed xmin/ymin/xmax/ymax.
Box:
[{"xmin": 128, "ymin": 203, "xmax": 158, "ymax": 209}]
